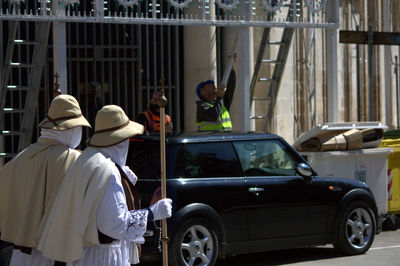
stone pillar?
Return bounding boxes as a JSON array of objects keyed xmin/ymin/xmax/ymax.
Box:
[
  {"xmin": 223, "ymin": 26, "xmax": 253, "ymax": 132},
  {"xmin": 183, "ymin": 26, "xmax": 217, "ymax": 131},
  {"xmin": 325, "ymin": 0, "xmax": 339, "ymax": 122},
  {"xmin": 383, "ymin": 0, "xmax": 392, "ymax": 127},
  {"xmin": 183, "ymin": 4, "xmax": 217, "ymax": 131}
]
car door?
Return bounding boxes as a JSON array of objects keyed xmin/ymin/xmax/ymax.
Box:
[
  {"xmin": 233, "ymin": 139, "xmax": 333, "ymax": 240},
  {"xmin": 173, "ymin": 141, "xmax": 248, "ymax": 243}
]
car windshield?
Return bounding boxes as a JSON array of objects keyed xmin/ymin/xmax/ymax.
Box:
[{"xmin": 233, "ymin": 139, "xmax": 301, "ymax": 176}]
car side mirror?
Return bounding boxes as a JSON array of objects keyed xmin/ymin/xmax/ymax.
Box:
[{"xmin": 296, "ymin": 163, "xmax": 313, "ymax": 181}]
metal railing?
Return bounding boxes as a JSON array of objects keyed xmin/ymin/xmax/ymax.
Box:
[{"xmin": 0, "ymin": 0, "xmax": 338, "ymax": 28}]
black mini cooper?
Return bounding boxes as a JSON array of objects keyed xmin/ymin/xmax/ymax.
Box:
[{"xmin": 127, "ymin": 132, "xmax": 379, "ymax": 266}]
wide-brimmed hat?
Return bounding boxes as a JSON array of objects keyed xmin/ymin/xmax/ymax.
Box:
[
  {"xmin": 39, "ymin": 94, "xmax": 91, "ymax": 130},
  {"xmin": 86, "ymin": 105, "xmax": 144, "ymax": 147}
]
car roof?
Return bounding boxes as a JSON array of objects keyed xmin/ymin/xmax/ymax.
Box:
[{"xmin": 130, "ymin": 131, "xmax": 282, "ymax": 144}]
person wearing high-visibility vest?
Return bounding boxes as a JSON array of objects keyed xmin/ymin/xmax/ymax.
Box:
[
  {"xmin": 195, "ymin": 54, "xmax": 237, "ymax": 132},
  {"xmin": 137, "ymin": 90, "xmax": 173, "ymax": 133}
]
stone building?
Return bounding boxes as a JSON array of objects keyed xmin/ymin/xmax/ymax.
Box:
[{"xmin": 1, "ymin": 0, "xmax": 399, "ymax": 161}]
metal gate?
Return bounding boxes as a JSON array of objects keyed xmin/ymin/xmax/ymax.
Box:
[
  {"xmin": 59, "ymin": 22, "xmax": 182, "ymax": 141},
  {"xmin": 1, "ymin": 1, "xmax": 183, "ymax": 163}
]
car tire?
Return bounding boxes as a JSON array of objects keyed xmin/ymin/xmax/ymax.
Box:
[
  {"xmin": 169, "ymin": 217, "xmax": 219, "ymax": 266},
  {"xmin": 334, "ymin": 201, "xmax": 376, "ymax": 255}
]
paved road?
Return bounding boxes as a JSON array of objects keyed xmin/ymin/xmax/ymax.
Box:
[{"xmin": 140, "ymin": 229, "xmax": 400, "ymax": 266}]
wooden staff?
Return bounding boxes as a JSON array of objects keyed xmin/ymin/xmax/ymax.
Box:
[{"xmin": 157, "ymin": 76, "xmax": 168, "ymax": 266}]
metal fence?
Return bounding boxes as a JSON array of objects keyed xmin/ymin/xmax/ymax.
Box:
[
  {"xmin": 0, "ymin": 20, "xmax": 182, "ymax": 162},
  {"xmin": 0, "ymin": 0, "xmax": 338, "ymax": 28},
  {"xmin": 60, "ymin": 21, "xmax": 183, "ymax": 140}
]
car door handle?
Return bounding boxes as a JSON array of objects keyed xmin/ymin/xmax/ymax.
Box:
[{"xmin": 248, "ymin": 187, "xmax": 264, "ymax": 193}]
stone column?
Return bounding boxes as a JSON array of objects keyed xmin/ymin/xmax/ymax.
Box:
[
  {"xmin": 183, "ymin": 4, "xmax": 217, "ymax": 131},
  {"xmin": 223, "ymin": 26, "xmax": 253, "ymax": 132},
  {"xmin": 383, "ymin": 0, "xmax": 392, "ymax": 127},
  {"xmin": 325, "ymin": 0, "xmax": 339, "ymax": 122}
]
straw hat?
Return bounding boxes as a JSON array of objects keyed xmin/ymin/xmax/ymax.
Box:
[
  {"xmin": 39, "ymin": 94, "xmax": 91, "ymax": 130},
  {"xmin": 86, "ymin": 105, "xmax": 144, "ymax": 147}
]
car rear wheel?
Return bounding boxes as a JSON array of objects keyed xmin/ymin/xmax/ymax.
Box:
[
  {"xmin": 169, "ymin": 217, "xmax": 219, "ymax": 266},
  {"xmin": 334, "ymin": 201, "xmax": 375, "ymax": 255}
]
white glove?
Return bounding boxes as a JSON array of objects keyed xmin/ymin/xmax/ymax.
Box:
[{"xmin": 149, "ymin": 198, "xmax": 172, "ymax": 221}]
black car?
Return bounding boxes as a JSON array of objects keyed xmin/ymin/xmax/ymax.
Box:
[{"xmin": 127, "ymin": 132, "xmax": 379, "ymax": 266}]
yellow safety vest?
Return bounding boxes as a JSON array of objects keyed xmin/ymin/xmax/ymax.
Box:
[{"xmin": 196, "ymin": 103, "xmax": 232, "ymax": 131}]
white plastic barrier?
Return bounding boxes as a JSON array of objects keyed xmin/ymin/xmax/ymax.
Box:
[{"xmin": 300, "ymin": 148, "xmax": 393, "ymax": 217}]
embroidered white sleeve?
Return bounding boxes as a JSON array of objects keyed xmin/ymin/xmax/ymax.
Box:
[{"xmin": 96, "ymin": 173, "xmax": 148, "ymax": 243}]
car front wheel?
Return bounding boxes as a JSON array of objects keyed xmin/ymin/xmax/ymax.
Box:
[
  {"xmin": 334, "ymin": 201, "xmax": 375, "ymax": 255},
  {"xmin": 169, "ymin": 217, "xmax": 219, "ymax": 266}
]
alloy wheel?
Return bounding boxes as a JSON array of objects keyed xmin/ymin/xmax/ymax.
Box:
[
  {"xmin": 345, "ymin": 207, "xmax": 373, "ymax": 250},
  {"xmin": 179, "ymin": 224, "xmax": 214, "ymax": 266}
]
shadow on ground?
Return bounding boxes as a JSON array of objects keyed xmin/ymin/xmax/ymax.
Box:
[{"xmin": 139, "ymin": 246, "xmax": 349, "ymax": 266}]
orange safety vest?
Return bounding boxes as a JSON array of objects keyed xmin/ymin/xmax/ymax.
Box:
[{"xmin": 143, "ymin": 109, "xmax": 171, "ymax": 132}]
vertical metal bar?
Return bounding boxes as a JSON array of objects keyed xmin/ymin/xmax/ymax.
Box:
[
  {"xmin": 312, "ymin": 28, "xmax": 316, "ymax": 126},
  {"xmin": 93, "ymin": 23, "xmax": 97, "ymax": 108},
  {"xmin": 291, "ymin": 0, "xmax": 296, "ymax": 22},
  {"xmin": 130, "ymin": 24, "xmax": 136, "ymax": 117},
  {"xmin": 13, "ymin": 22, "xmax": 21, "ymax": 152},
  {"xmin": 146, "ymin": 24, "xmax": 150, "ymax": 106},
  {"xmin": 19, "ymin": 21, "xmax": 26, "ymax": 141},
  {"xmin": 160, "ymin": 27, "xmax": 164, "ymax": 79},
  {"xmin": 116, "ymin": 24, "xmax": 121, "ymax": 105},
  {"xmin": 84, "ymin": 23, "xmax": 89, "ymax": 124},
  {"xmin": 153, "ymin": 25, "xmax": 157, "ymax": 93},
  {"xmin": 160, "ymin": 24, "xmax": 165, "ymax": 114},
  {"xmin": 167, "ymin": 26, "xmax": 172, "ymax": 117},
  {"xmin": 395, "ymin": 56, "xmax": 399, "ymax": 129},
  {"xmin": 152, "ymin": 0, "xmax": 157, "ymax": 18},
  {"xmin": 137, "ymin": 25, "xmax": 143, "ymax": 114},
  {"xmin": 368, "ymin": 25, "xmax": 373, "ymax": 121},
  {"xmin": 0, "ymin": 20, "xmax": 3, "ymax": 88},
  {"xmin": 75, "ymin": 23, "xmax": 80, "ymax": 98},
  {"xmin": 76, "ymin": 23, "xmax": 81, "ymax": 103},
  {"xmin": 202, "ymin": 0, "xmax": 206, "ymax": 20},
  {"xmin": 174, "ymin": 26, "xmax": 180, "ymax": 131},
  {"xmin": 67, "ymin": 23, "xmax": 72, "ymax": 95},
  {"xmin": 108, "ymin": 23, "xmax": 113, "ymax": 104},
  {"xmin": 41, "ymin": 0, "xmax": 46, "ymax": 16},
  {"xmin": 356, "ymin": 26, "xmax": 361, "ymax": 121},
  {"xmin": 0, "ymin": 18, "xmax": 3, "ymax": 163},
  {"xmin": 10, "ymin": 22, "xmax": 17, "ymax": 154},
  {"xmin": 100, "ymin": 23, "xmax": 105, "ymax": 108},
  {"xmin": 123, "ymin": 24, "xmax": 128, "ymax": 110},
  {"xmin": 94, "ymin": 0, "xmax": 104, "ymax": 18},
  {"xmin": 248, "ymin": 0, "xmax": 252, "ymax": 21}
]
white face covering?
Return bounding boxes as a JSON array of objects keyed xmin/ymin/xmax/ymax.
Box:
[
  {"xmin": 98, "ymin": 139, "xmax": 138, "ymax": 185},
  {"xmin": 99, "ymin": 139, "xmax": 129, "ymax": 167},
  {"xmin": 40, "ymin": 127, "xmax": 82, "ymax": 149}
]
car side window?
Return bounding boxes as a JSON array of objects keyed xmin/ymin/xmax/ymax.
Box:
[
  {"xmin": 233, "ymin": 140, "xmax": 300, "ymax": 176},
  {"xmin": 175, "ymin": 142, "xmax": 242, "ymax": 178},
  {"xmin": 127, "ymin": 141, "xmax": 161, "ymax": 179}
]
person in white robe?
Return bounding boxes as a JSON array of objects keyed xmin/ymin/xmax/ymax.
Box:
[
  {"xmin": 38, "ymin": 105, "xmax": 172, "ymax": 266},
  {"xmin": 0, "ymin": 94, "xmax": 91, "ymax": 266}
]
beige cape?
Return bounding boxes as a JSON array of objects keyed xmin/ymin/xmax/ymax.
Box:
[
  {"xmin": 37, "ymin": 148, "xmax": 114, "ymax": 263},
  {"xmin": 0, "ymin": 138, "xmax": 81, "ymax": 247}
]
